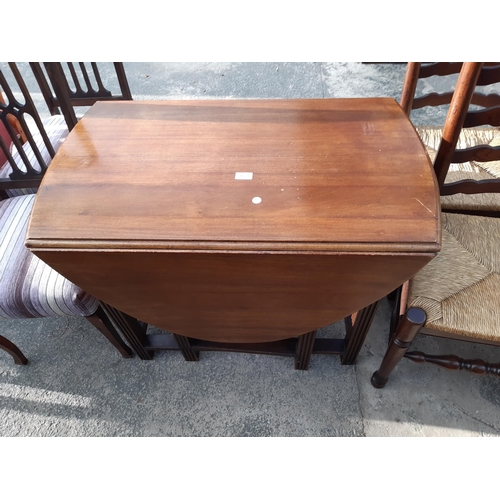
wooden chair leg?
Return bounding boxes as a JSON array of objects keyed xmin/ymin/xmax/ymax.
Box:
[
  {"xmin": 341, "ymin": 300, "xmax": 379, "ymax": 365},
  {"xmin": 404, "ymin": 351, "xmax": 500, "ymax": 376},
  {"xmin": 85, "ymin": 305, "xmax": 133, "ymax": 358},
  {"xmin": 371, "ymin": 307, "xmax": 426, "ymax": 388},
  {"xmin": 0, "ymin": 335, "xmax": 28, "ymax": 365},
  {"xmin": 295, "ymin": 330, "xmax": 316, "ymax": 370},
  {"xmin": 173, "ymin": 334, "xmax": 199, "ymax": 361},
  {"xmin": 99, "ymin": 302, "xmax": 153, "ymax": 360}
]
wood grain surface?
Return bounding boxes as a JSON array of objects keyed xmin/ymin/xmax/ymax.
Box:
[
  {"xmin": 27, "ymin": 98, "xmax": 440, "ymax": 343},
  {"xmin": 30, "ymin": 250, "xmax": 435, "ymax": 342},
  {"xmin": 28, "ymin": 99, "xmax": 440, "ymax": 252}
]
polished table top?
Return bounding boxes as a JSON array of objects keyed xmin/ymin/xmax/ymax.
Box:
[
  {"xmin": 27, "ymin": 99, "xmax": 440, "ymax": 343},
  {"xmin": 28, "ymin": 98, "xmax": 439, "ymax": 252}
]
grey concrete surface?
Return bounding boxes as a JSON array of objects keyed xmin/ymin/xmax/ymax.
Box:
[{"xmin": 0, "ymin": 62, "xmax": 499, "ymax": 437}]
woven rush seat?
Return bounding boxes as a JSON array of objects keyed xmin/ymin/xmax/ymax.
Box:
[
  {"xmin": 371, "ymin": 63, "xmax": 500, "ymax": 388},
  {"xmin": 416, "ymin": 126, "xmax": 500, "ymax": 212},
  {"xmin": 408, "ymin": 212, "xmax": 500, "ymax": 342},
  {"xmin": 0, "ymin": 194, "xmax": 98, "ymax": 319},
  {"xmin": 0, "ymin": 115, "xmax": 68, "ymax": 198}
]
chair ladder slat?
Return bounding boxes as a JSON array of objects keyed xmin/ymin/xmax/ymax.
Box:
[{"xmin": 452, "ymin": 144, "xmax": 500, "ymax": 163}]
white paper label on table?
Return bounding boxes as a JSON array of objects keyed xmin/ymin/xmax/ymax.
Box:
[{"xmin": 235, "ymin": 172, "xmax": 253, "ymax": 180}]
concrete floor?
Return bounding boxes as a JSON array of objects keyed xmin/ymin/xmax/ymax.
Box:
[{"xmin": 0, "ymin": 62, "xmax": 499, "ymax": 437}]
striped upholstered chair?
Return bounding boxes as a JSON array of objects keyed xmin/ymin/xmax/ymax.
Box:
[
  {"xmin": 0, "ymin": 194, "xmax": 133, "ymax": 364},
  {"xmin": 372, "ymin": 63, "xmax": 500, "ymax": 388},
  {"xmin": 0, "ymin": 65, "xmax": 134, "ymax": 364},
  {"xmin": 0, "ymin": 194, "xmax": 134, "ymax": 366}
]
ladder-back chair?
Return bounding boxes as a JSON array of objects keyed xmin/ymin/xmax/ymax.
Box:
[
  {"xmin": 402, "ymin": 62, "xmax": 500, "ymax": 217},
  {"xmin": 372, "ymin": 62, "xmax": 500, "ymax": 387}
]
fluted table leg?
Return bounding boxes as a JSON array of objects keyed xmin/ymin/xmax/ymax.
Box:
[
  {"xmin": 342, "ymin": 300, "xmax": 379, "ymax": 365},
  {"xmin": 295, "ymin": 330, "xmax": 317, "ymax": 370}
]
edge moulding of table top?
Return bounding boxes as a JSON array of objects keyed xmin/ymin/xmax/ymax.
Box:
[{"xmin": 26, "ymin": 98, "xmax": 441, "ymax": 360}]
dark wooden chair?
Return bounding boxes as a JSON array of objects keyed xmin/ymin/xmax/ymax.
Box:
[
  {"xmin": 372, "ymin": 62, "xmax": 500, "ymax": 388},
  {"xmin": 0, "ymin": 192, "xmax": 135, "ymax": 364},
  {"xmin": 30, "ymin": 62, "xmax": 132, "ymax": 131},
  {"xmin": 0, "ymin": 65, "xmax": 135, "ymax": 365},
  {"xmin": 0, "ymin": 63, "xmax": 70, "ymax": 199},
  {"xmin": 401, "ymin": 62, "xmax": 500, "ymax": 218}
]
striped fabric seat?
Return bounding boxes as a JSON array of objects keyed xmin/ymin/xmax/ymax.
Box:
[
  {"xmin": 0, "ymin": 115, "xmax": 69, "ymax": 198},
  {"xmin": 0, "ymin": 194, "xmax": 98, "ymax": 318}
]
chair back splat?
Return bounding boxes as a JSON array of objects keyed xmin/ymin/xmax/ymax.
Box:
[
  {"xmin": 30, "ymin": 62, "xmax": 132, "ymax": 131},
  {"xmin": 0, "ymin": 63, "xmax": 58, "ymax": 191}
]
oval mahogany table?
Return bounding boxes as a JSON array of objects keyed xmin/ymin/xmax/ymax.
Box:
[{"xmin": 26, "ymin": 99, "xmax": 441, "ymax": 368}]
